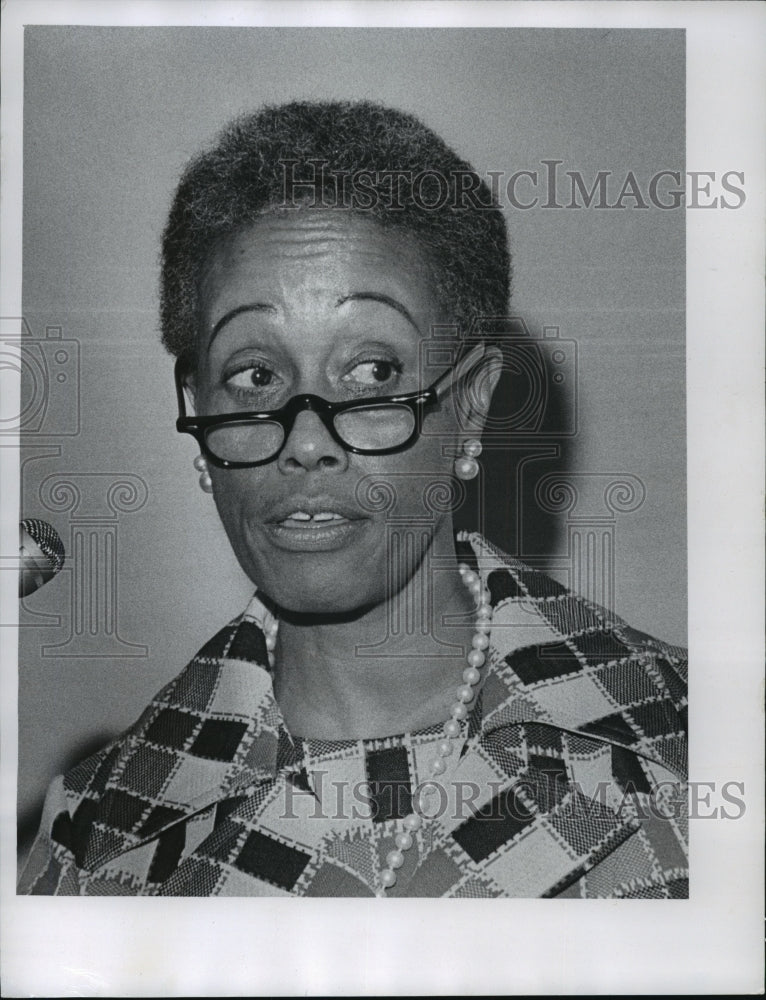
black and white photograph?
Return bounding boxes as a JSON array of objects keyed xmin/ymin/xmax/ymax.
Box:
[{"xmin": 1, "ymin": 1, "xmax": 763, "ymax": 994}]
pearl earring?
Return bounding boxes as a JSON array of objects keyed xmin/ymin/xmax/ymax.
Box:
[
  {"xmin": 193, "ymin": 454, "xmax": 214, "ymax": 493},
  {"xmin": 454, "ymin": 438, "xmax": 482, "ymax": 480}
]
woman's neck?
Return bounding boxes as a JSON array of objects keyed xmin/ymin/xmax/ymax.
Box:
[{"xmin": 271, "ymin": 552, "xmax": 478, "ymax": 741}]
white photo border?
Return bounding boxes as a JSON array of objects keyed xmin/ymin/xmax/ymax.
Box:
[{"xmin": 1, "ymin": 1, "xmax": 763, "ymax": 995}]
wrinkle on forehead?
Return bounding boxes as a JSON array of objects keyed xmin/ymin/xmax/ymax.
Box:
[
  {"xmin": 199, "ymin": 210, "xmax": 440, "ymax": 302},
  {"xmin": 197, "ymin": 210, "xmax": 443, "ymax": 352}
]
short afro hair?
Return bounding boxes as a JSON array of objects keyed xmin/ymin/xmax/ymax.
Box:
[{"xmin": 160, "ymin": 100, "xmax": 511, "ymax": 362}]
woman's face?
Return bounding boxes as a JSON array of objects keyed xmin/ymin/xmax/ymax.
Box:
[{"xmin": 193, "ymin": 210, "xmax": 477, "ymax": 615}]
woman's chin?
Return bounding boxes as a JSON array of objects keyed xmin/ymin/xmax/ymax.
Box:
[
  {"xmin": 249, "ymin": 555, "xmax": 380, "ymax": 619},
  {"xmin": 262, "ymin": 584, "xmax": 376, "ymax": 621}
]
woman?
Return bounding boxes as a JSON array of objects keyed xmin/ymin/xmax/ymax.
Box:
[{"xmin": 19, "ymin": 101, "xmax": 688, "ymax": 898}]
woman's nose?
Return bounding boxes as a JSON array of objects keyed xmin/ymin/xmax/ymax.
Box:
[{"xmin": 277, "ymin": 408, "xmax": 349, "ymax": 473}]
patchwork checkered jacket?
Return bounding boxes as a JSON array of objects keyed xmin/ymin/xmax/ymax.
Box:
[{"xmin": 19, "ymin": 534, "xmax": 688, "ymax": 898}]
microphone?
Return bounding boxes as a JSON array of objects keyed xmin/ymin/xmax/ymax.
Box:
[{"xmin": 19, "ymin": 519, "xmax": 65, "ymax": 597}]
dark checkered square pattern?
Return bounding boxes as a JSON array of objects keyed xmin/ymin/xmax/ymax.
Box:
[
  {"xmin": 50, "ymin": 811, "xmax": 73, "ymax": 850},
  {"xmin": 365, "ymin": 746, "xmax": 413, "ymax": 822},
  {"xmin": 304, "ymin": 862, "xmax": 375, "ymax": 897},
  {"xmin": 144, "ymin": 708, "xmax": 201, "ymax": 749},
  {"xmin": 630, "ymin": 698, "xmax": 683, "ymax": 738},
  {"xmin": 505, "ymin": 642, "xmax": 583, "ymax": 684},
  {"xmin": 159, "ymin": 856, "xmax": 223, "ymax": 896},
  {"xmin": 102, "ymin": 789, "xmax": 149, "ymax": 832},
  {"xmin": 611, "ymin": 745, "xmax": 652, "ymax": 794},
  {"xmin": 453, "ymin": 785, "xmax": 536, "ymax": 862},
  {"xmin": 486, "ymin": 569, "xmax": 523, "ymax": 605},
  {"xmin": 235, "ymin": 830, "xmax": 310, "ymax": 890},
  {"xmin": 147, "ymin": 824, "xmax": 186, "ymax": 883},
  {"xmin": 195, "ymin": 624, "xmax": 237, "ymax": 661},
  {"xmin": 189, "ymin": 719, "xmax": 248, "ymax": 761},
  {"xmin": 227, "ymin": 619, "xmax": 269, "ymax": 664},
  {"xmin": 569, "ymin": 630, "xmax": 632, "ymax": 666},
  {"xmin": 139, "ymin": 804, "xmax": 187, "ymax": 839}
]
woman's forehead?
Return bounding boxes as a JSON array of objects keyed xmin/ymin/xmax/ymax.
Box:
[{"xmin": 198, "ymin": 211, "xmax": 441, "ymax": 345}]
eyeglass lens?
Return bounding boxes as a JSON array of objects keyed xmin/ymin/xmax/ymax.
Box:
[{"xmin": 204, "ymin": 404, "xmax": 417, "ymax": 463}]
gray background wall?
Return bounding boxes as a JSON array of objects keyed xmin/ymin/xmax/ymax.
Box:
[{"xmin": 18, "ymin": 27, "xmax": 685, "ymax": 852}]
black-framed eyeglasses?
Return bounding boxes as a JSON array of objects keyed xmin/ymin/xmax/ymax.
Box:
[{"xmin": 174, "ymin": 356, "xmax": 469, "ymax": 469}]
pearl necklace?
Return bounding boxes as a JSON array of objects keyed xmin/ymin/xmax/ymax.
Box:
[
  {"xmin": 259, "ymin": 537, "xmax": 493, "ymax": 897},
  {"xmin": 376, "ymin": 554, "xmax": 492, "ymax": 894}
]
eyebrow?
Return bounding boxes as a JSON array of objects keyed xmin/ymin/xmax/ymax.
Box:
[
  {"xmin": 208, "ymin": 303, "xmax": 277, "ymax": 347},
  {"xmin": 208, "ymin": 291, "xmax": 420, "ymax": 348},
  {"xmin": 336, "ymin": 292, "xmax": 420, "ymax": 333}
]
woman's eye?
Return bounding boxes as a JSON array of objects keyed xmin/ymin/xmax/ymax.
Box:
[
  {"xmin": 343, "ymin": 360, "xmax": 402, "ymax": 387},
  {"xmin": 225, "ymin": 364, "xmax": 278, "ymax": 391}
]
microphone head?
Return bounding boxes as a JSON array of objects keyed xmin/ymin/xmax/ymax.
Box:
[
  {"xmin": 19, "ymin": 519, "xmax": 65, "ymax": 597},
  {"xmin": 21, "ymin": 518, "xmax": 65, "ymax": 572}
]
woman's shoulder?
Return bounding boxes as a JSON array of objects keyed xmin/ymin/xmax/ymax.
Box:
[
  {"xmin": 19, "ymin": 606, "xmax": 279, "ymax": 892},
  {"xmin": 454, "ymin": 534, "xmax": 688, "ymax": 898},
  {"xmin": 461, "ymin": 531, "xmax": 688, "ymax": 760},
  {"xmin": 463, "ymin": 530, "xmax": 686, "ymax": 647}
]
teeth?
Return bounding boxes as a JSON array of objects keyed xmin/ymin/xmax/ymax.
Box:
[{"xmin": 284, "ymin": 511, "xmax": 344, "ymax": 523}]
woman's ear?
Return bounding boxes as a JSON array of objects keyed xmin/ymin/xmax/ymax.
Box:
[
  {"xmin": 185, "ymin": 375, "xmax": 198, "ymax": 415},
  {"xmin": 459, "ymin": 344, "xmax": 503, "ymax": 436},
  {"xmin": 177, "ymin": 358, "xmax": 199, "ymax": 416}
]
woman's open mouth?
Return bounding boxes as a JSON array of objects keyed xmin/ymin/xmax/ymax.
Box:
[{"xmin": 265, "ymin": 506, "xmax": 367, "ymax": 551}]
